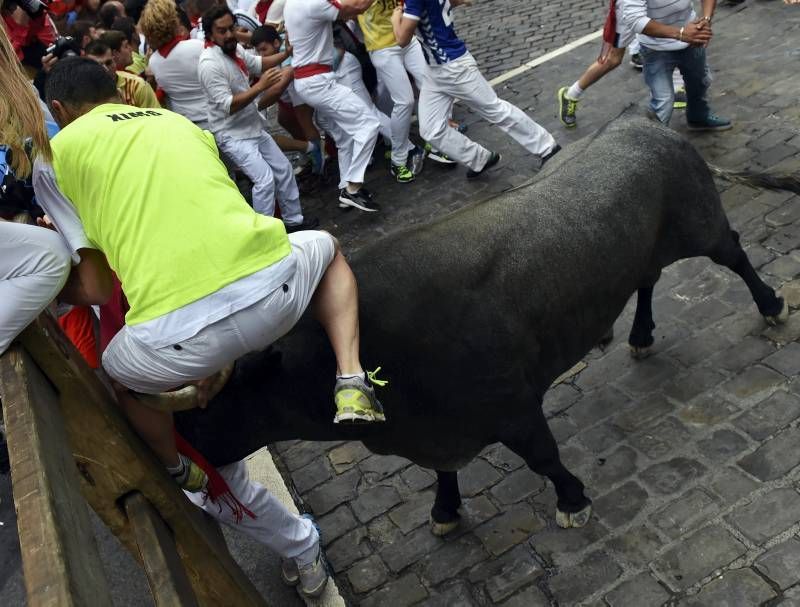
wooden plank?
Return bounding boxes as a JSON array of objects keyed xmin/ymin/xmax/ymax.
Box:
[
  {"xmin": 18, "ymin": 314, "xmax": 267, "ymax": 607},
  {"xmin": 125, "ymin": 492, "xmax": 199, "ymax": 607},
  {"xmin": 0, "ymin": 346, "xmax": 112, "ymax": 607}
]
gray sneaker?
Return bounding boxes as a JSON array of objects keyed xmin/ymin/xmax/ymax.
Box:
[
  {"xmin": 280, "ymin": 559, "xmax": 299, "ymax": 586},
  {"xmin": 298, "ymin": 544, "xmax": 328, "ymax": 599},
  {"xmin": 333, "ymin": 371, "xmax": 387, "ymax": 424}
]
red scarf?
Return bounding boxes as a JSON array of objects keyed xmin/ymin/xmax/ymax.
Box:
[
  {"xmin": 599, "ymin": 0, "xmax": 617, "ymax": 64},
  {"xmin": 204, "ymin": 40, "xmax": 249, "ymax": 77},
  {"xmin": 253, "ymin": 0, "xmax": 273, "ymax": 24},
  {"xmin": 158, "ymin": 34, "xmax": 189, "ymax": 58}
]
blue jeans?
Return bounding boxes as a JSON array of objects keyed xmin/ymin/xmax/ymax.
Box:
[{"xmin": 640, "ymin": 45, "xmax": 713, "ymax": 125}]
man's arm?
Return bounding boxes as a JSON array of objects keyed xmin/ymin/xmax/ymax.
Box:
[
  {"xmin": 199, "ymin": 56, "xmax": 274, "ymax": 115},
  {"xmin": 391, "ymin": 6, "xmax": 418, "ymax": 47},
  {"xmin": 257, "ymin": 67, "xmax": 293, "ymax": 110},
  {"xmin": 337, "ymin": 0, "xmax": 376, "ymax": 21},
  {"xmin": 620, "ymin": 0, "xmax": 711, "ymax": 45},
  {"xmin": 59, "ymin": 247, "xmax": 113, "ymax": 306}
]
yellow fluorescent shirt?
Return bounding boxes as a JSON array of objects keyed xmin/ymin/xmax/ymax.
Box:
[
  {"xmin": 51, "ymin": 103, "xmax": 291, "ymax": 326},
  {"xmin": 357, "ymin": 0, "xmax": 399, "ymax": 52},
  {"xmin": 116, "ymin": 71, "xmax": 161, "ymax": 109}
]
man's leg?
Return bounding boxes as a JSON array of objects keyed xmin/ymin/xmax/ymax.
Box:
[
  {"xmin": 449, "ymin": 54, "xmax": 557, "ymax": 157},
  {"xmin": 558, "ymin": 46, "xmax": 625, "ymax": 127},
  {"xmin": 641, "ymin": 46, "xmax": 676, "ymax": 125},
  {"xmin": 256, "ymin": 132, "xmax": 304, "ymax": 227},
  {"xmin": 371, "ymin": 45, "xmax": 416, "ymax": 168},
  {"xmin": 218, "ymin": 136, "xmax": 278, "ymax": 216},
  {"xmin": 419, "ymin": 72, "xmax": 491, "ymax": 171},
  {"xmin": 678, "ymin": 47, "xmax": 713, "ymax": 124}
]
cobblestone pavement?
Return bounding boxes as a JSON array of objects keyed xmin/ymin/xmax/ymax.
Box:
[{"xmin": 273, "ymin": 1, "xmax": 800, "ymax": 605}]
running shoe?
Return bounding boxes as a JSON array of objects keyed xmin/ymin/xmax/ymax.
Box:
[
  {"xmin": 673, "ymin": 87, "xmax": 687, "ymax": 110},
  {"xmin": 307, "ymin": 141, "xmax": 325, "ymax": 175},
  {"xmin": 540, "ymin": 143, "xmax": 562, "ymax": 167},
  {"xmin": 333, "ymin": 368, "xmax": 388, "ymax": 423},
  {"xmin": 297, "ymin": 544, "xmax": 328, "ymax": 598},
  {"xmin": 557, "ymin": 87, "xmax": 579, "ymax": 128},
  {"xmin": 466, "ymin": 151, "xmax": 501, "ymax": 179},
  {"xmin": 285, "ymin": 216, "xmax": 320, "ymax": 233},
  {"xmin": 338, "ymin": 188, "xmax": 379, "ymax": 212},
  {"xmin": 408, "ymin": 145, "xmax": 425, "ymax": 175},
  {"xmin": 170, "ymin": 454, "xmax": 208, "ymax": 493},
  {"xmin": 424, "ymin": 142, "xmax": 457, "ymax": 164},
  {"xmin": 687, "ymin": 114, "xmax": 733, "ymax": 131},
  {"xmin": 629, "ymin": 53, "xmax": 643, "ymax": 70},
  {"xmin": 390, "ymin": 163, "xmax": 415, "ymax": 183}
]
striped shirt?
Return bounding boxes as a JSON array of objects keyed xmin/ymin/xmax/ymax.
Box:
[
  {"xmin": 619, "ymin": 0, "xmax": 696, "ymax": 51},
  {"xmin": 403, "ymin": 0, "xmax": 467, "ymax": 65}
]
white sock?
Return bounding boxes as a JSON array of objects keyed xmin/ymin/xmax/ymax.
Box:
[
  {"xmin": 337, "ymin": 372, "xmax": 366, "ymax": 381},
  {"xmin": 305, "ymin": 141, "xmax": 314, "ymax": 152},
  {"xmin": 345, "ymin": 184, "xmax": 360, "ymax": 194},
  {"xmin": 166, "ymin": 455, "xmax": 185, "ymax": 475},
  {"xmin": 566, "ymin": 82, "xmax": 584, "ymax": 100}
]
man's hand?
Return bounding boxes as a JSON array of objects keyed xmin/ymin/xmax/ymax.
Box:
[
  {"xmin": 680, "ymin": 21, "xmax": 712, "ymax": 46},
  {"xmin": 41, "ymin": 53, "xmax": 58, "ymax": 74},
  {"xmin": 257, "ymin": 67, "xmax": 283, "ymax": 91}
]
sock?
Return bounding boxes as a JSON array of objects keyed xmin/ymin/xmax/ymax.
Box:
[
  {"xmin": 305, "ymin": 141, "xmax": 315, "ymax": 152},
  {"xmin": 566, "ymin": 82, "xmax": 583, "ymax": 100},
  {"xmin": 345, "ymin": 184, "xmax": 360, "ymax": 194},
  {"xmin": 167, "ymin": 454, "xmax": 185, "ymax": 476},
  {"xmin": 337, "ymin": 372, "xmax": 366, "ymax": 381}
]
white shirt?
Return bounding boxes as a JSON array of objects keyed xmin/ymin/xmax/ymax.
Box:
[
  {"xmin": 620, "ymin": 0, "xmax": 696, "ymax": 51},
  {"xmin": 32, "ymin": 160, "xmax": 296, "ymax": 348},
  {"xmin": 149, "ymin": 39, "xmax": 210, "ymax": 126},
  {"xmin": 283, "ymin": 0, "xmax": 339, "ymax": 68},
  {"xmin": 249, "ymin": 0, "xmax": 287, "ymax": 24},
  {"xmin": 198, "ymin": 43, "xmax": 265, "ymax": 138}
]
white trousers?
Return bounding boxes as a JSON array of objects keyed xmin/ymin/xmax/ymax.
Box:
[
  {"xmin": 0, "ymin": 222, "xmax": 71, "ymax": 355},
  {"xmin": 186, "ymin": 459, "xmax": 319, "ymax": 566},
  {"xmin": 294, "ymin": 72, "xmax": 380, "ymax": 189},
  {"xmin": 370, "ymin": 39, "xmax": 429, "ymax": 166},
  {"xmin": 418, "ymin": 52, "xmax": 557, "ymax": 171},
  {"xmin": 217, "ymin": 132, "xmax": 303, "ymax": 225}
]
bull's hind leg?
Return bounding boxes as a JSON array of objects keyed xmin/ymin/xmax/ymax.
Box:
[
  {"xmin": 430, "ymin": 470, "xmax": 462, "ymax": 536},
  {"xmin": 711, "ymin": 230, "xmax": 787, "ymax": 324},
  {"xmin": 503, "ymin": 408, "xmax": 591, "ymax": 529}
]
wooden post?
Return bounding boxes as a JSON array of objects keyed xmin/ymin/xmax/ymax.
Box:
[
  {"xmin": 14, "ymin": 314, "xmax": 268, "ymax": 607},
  {"xmin": 0, "ymin": 346, "xmax": 112, "ymax": 607}
]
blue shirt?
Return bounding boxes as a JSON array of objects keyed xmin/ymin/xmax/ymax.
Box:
[{"xmin": 403, "ymin": 0, "xmax": 467, "ymax": 64}]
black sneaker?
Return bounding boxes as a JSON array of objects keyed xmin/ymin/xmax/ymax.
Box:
[
  {"xmin": 629, "ymin": 53, "xmax": 643, "ymax": 70},
  {"xmin": 466, "ymin": 152, "xmax": 501, "ymax": 179},
  {"xmin": 338, "ymin": 188, "xmax": 379, "ymax": 212},
  {"xmin": 540, "ymin": 143, "xmax": 562, "ymax": 168},
  {"xmin": 285, "ymin": 216, "xmax": 320, "ymax": 233}
]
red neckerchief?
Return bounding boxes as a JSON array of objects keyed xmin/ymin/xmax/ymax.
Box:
[
  {"xmin": 158, "ymin": 34, "xmax": 189, "ymax": 58},
  {"xmin": 599, "ymin": 0, "xmax": 616, "ymax": 63},
  {"xmin": 254, "ymin": 0, "xmax": 273, "ymax": 24},
  {"xmin": 204, "ymin": 40, "xmax": 249, "ymax": 77}
]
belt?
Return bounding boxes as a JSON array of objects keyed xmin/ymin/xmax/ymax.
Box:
[{"xmin": 294, "ymin": 63, "xmax": 333, "ymax": 79}]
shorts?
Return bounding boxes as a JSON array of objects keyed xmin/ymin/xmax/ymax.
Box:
[{"xmin": 102, "ymin": 230, "xmax": 336, "ymax": 393}]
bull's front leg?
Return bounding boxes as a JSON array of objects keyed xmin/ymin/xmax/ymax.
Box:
[
  {"xmin": 430, "ymin": 470, "xmax": 462, "ymax": 536},
  {"xmin": 629, "ymin": 286, "xmax": 656, "ymax": 359}
]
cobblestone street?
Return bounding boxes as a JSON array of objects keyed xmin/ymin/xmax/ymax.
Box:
[{"xmin": 273, "ymin": 1, "xmax": 800, "ymax": 605}]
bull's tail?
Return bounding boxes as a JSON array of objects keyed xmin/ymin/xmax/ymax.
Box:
[{"xmin": 708, "ymin": 164, "xmax": 800, "ymax": 195}]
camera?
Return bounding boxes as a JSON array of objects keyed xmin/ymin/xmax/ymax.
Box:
[{"xmin": 46, "ymin": 36, "xmax": 81, "ymax": 60}]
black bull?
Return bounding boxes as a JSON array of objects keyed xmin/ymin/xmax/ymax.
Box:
[{"xmin": 175, "ymin": 118, "xmax": 796, "ymax": 534}]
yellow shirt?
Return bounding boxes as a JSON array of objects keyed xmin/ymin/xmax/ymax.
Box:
[
  {"xmin": 358, "ymin": 0, "xmax": 398, "ymax": 52},
  {"xmin": 51, "ymin": 104, "xmax": 291, "ymax": 326},
  {"xmin": 116, "ymin": 71, "xmax": 160, "ymax": 109}
]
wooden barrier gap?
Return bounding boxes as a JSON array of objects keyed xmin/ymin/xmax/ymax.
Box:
[{"xmin": 0, "ymin": 313, "xmax": 267, "ymax": 607}]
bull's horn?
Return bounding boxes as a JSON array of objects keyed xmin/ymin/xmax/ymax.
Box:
[{"xmin": 135, "ymin": 385, "xmax": 199, "ymax": 412}]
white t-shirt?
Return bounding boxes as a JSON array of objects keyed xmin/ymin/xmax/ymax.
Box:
[
  {"xmin": 148, "ymin": 39, "xmax": 209, "ymax": 126},
  {"xmin": 283, "ymin": 0, "xmax": 339, "ymax": 68},
  {"xmin": 198, "ymin": 43, "xmax": 266, "ymax": 138},
  {"xmin": 619, "ymin": 0, "xmax": 695, "ymax": 51},
  {"xmin": 32, "ymin": 160, "xmax": 296, "ymax": 348}
]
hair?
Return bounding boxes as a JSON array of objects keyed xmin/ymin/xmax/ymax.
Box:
[
  {"xmin": 84, "ymin": 40, "xmax": 111, "ymax": 57},
  {"xmin": 202, "ymin": 5, "xmax": 233, "ymax": 40},
  {"xmin": 45, "ymin": 57, "xmax": 119, "ymax": 111},
  {"xmin": 123, "ymin": 0, "xmax": 147, "ymax": 22},
  {"xmin": 177, "ymin": 7, "xmax": 191, "ymax": 31},
  {"xmin": 251, "ymin": 25, "xmax": 280, "ymax": 48},
  {"xmin": 0, "ymin": 21, "xmax": 50, "ymax": 177},
  {"xmin": 67, "ymin": 20, "xmax": 96, "ymax": 46},
  {"xmin": 99, "ymin": 29, "xmax": 127, "ymax": 52},
  {"xmin": 98, "ymin": 1, "xmax": 123, "ymax": 29},
  {"xmin": 110, "ymin": 15, "xmax": 137, "ymax": 43},
  {"xmin": 139, "ymin": 0, "xmax": 180, "ymax": 50}
]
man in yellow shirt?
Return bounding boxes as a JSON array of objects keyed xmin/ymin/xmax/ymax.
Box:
[
  {"xmin": 358, "ymin": 0, "xmax": 426, "ymax": 182},
  {"xmin": 85, "ymin": 40, "xmax": 160, "ymax": 108},
  {"xmin": 37, "ymin": 57, "xmax": 386, "ymax": 484}
]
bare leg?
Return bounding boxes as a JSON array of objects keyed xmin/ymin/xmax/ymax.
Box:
[
  {"xmin": 576, "ymin": 47, "xmax": 625, "ymax": 91},
  {"xmin": 115, "ymin": 387, "xmax": 179, "ymax": 467},
  {"xmin": 272, "ymin": 133, "xmax": 310, "ymax": 153},
  {"xmin": 293, "ymin": 104, "xmax": 321, "ymax": 142},
  {"xmin": 311, "ymin": 246, "xmax": 362, "ymax": 376}
]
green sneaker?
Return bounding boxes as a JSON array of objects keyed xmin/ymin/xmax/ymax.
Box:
[
  {"xmin": 673, "ymin": 87, "xmax": 687, "ymax": 110},
  {"xmin": 333, "ymin": 368, "xmax": 388, "ymax": 424},
  {"xmin": 390, "ymin": 163, "xmax": 415, "ymax": 183},
  {"xmin": 170, "ymin": 454, "xmax": 208, "ymax": 493},
  {"xmin": 557, "ymin": 87, "xmax": 578, "ymax": 128}
]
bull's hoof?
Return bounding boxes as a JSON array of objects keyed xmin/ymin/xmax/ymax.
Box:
[
  {"xmin": 629, "ymin": 344, "xmax": 652, "ymax": 360},
  {"xmin": 429, "ymin": 514, "xmax": 460, "ymax": 537},
  {"xmin": 764, "ymin": 296, "xmax": 789, "ymax": 326},
  {"xmin": 555, "ymin": 503, "xmax": 592, "ymax": 529}
]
